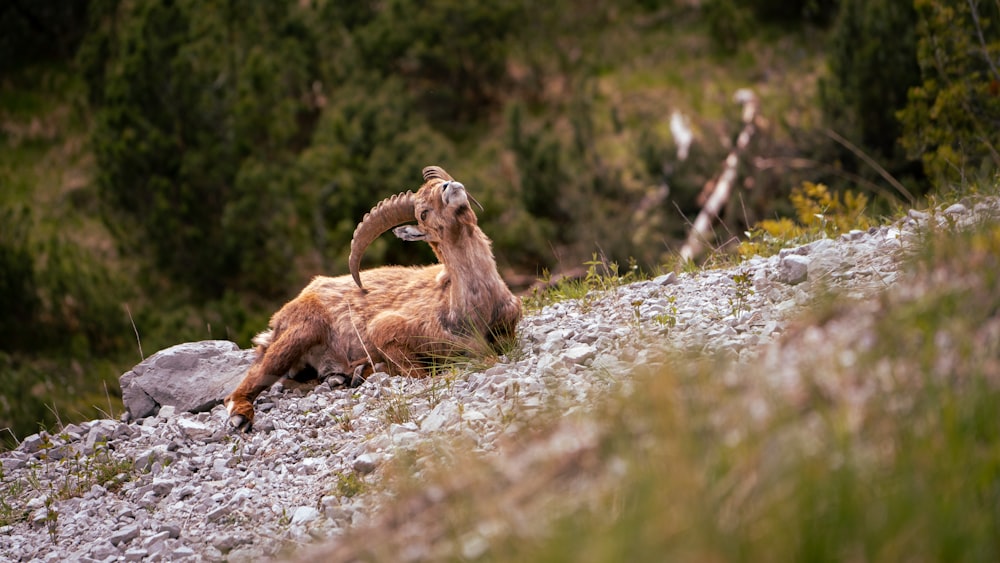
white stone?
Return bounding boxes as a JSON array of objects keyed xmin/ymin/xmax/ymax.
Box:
[
  {"xmin": 176, "ymin": 417, "xmax": 215, "ymax": 441},
  {"xmin": 778, "ymin": 254, "xmax": 809, "ymax": 285},
  {"xmin": 290, "ymin": 506, "xmax": 321, "ymax": 525},
  {"xmin": 562, "ymin": 344, "xmax": 596, "ymax": 366},
  {"xmin": 352, "ymin": 454, "xmax": 378, "ymax": 475}
]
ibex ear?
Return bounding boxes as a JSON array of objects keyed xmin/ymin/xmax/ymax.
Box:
[
  {"xmin": 393, "ymin": 225, "xmax": 427, "ymax": 241},
  {"xmin": 422, "ymin": 166, "xmax": 453, "ymax": 182}
]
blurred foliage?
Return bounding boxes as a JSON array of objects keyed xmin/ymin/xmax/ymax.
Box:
[
  {"xmin": 739, "ymin": 182, "xmax": 873, "ymax": 257},
  {"xmin": 0, "ymin": 1, "xmax": 91, "ymax": 73},
  {"xmin": 323, "ymin": 208, "xmax": 1000, "ymax": 562},
  {"xmin": 705, "ymin": 0, "xmax": 754, "ymax": 54},
  {"xmin": 295, "ymin": 75, "xmax": 452, "ymax": 272},
  {"xmin": 0, "ymin": 206, "xmax": 39, "ymax": 351},
  {"xmin": 0, "ymin": 203, "xmax": 132, "ymax": 447},
  {"xmin": 899, "ymin": 0, "xmax": 1000, "ymax": 187},
  {"xmin": 821, "ymin": 0, "xmax": 924, "ymax": 192},
  {"xmin": 0, "ymin": 206, "xmax": 130, "ymax": 357},
  {"xmin": 788, "ymin": 181, "xmax": 872, "ymax": 234},
  {"xmin": 706, "ymin": 0, "xmax": 839, "ymax": 53},
  {"xmin": 2, "ymin": 0, "xmax": 998, "ymax": 446},
  {"xmin": 347, "ymin": 0, "xmax": 524, "ymax": 127},
  {"xmin": 80, "ymin": 0, "xmax": 320, "ymax": 300},
  {"xmin": 747, "ymin": 0, "xmax": 839, "ymax": 25}
]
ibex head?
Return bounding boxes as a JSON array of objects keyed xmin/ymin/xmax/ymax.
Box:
[{"xmin": 349, "ymin": 166, "xmax": 482, "ymax": 288}]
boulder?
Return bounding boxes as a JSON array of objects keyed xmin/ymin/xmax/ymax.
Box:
[{"xmin": 119, "ymin": 340, "xmax": 255, "ymax": 420}]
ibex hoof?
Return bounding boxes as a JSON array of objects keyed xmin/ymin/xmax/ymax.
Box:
[
  {"xmin": 228, "ymin": 414, "xmax": 253, "ymax": 433},
  {"xmin": 350, "ymin": 364, "xmax": 368, "ymax": 388}
]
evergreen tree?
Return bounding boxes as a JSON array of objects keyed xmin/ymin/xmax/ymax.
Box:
[
  {"xmin": 821, "ymin": 0, "xmax": 923, "ymax": 190},
  {"xmin": 899, "ymin": 0, "xmax": 1000, "ymax": 185},
  {"xmin": 81, "ymin": 0, "xmax": 323, "ymax": 299}
]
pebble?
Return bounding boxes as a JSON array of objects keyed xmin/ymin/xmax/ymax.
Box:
[{"xmin": 1, "ymin": 196, "xmax": 994, "ymax": 561}]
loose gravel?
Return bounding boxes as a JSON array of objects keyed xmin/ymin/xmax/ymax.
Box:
[{"xmin": 2, "ymin": 197, "xmax": 997, "ymax": 562}]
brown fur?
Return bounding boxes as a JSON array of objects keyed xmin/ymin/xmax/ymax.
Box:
[{"xmin": 224, "ymin": 168, "xmax": 521, "ymax": 430}]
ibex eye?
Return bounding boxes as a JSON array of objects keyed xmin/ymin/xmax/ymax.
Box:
[{"xmin": 420, "ymin": 210, "xmax": 429, "ymax": 221}]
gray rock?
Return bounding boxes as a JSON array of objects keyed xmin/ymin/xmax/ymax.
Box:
[
  {"xmin": 778, "ymin": 254, "xmax": 810, "ymax": 285},
  {"xmin": 944, "ymin": 203, "xmax": 968, "ymax": 215},
  {"xmin": 150, "ymin": 478, "xmax": 176, "ymax": 497},
  {"xmin": 172, "ymin": 545, "xmax": 197, "ymax": 559},
  {"xmin": 353, "ymin": 454, "xmax": 378, "ymax": 475},
  {"xmin": 109, "ymin": 524, "xmax": 140, "ymax": 546},
  {"xmin": 801, "ymin": 237, "xmax": 836, "ymax": 255},
  {"xmin": 142, "ymin": 530, "xmax": 171, "ymax": 549},
  {"xmin": 653, "ymin": 272, "xmax": 678, "ymax": 285},
  {"xmin": 206, "ymin": 505, "xmax": 233, "ymax": 523},
  {"xmin": 19, "ymin": 432, "xmax": 48, "ymax": 454},
  {"xmin": 84, "ymin": 420, "xmax": 121, "ymax": 453},
  {"xmin": 421, "ymin": 400, "xmax": 459, "ymax": 432},
  {"xmin": 119, "ymin": 340, "xmax": 255, "ymax": 419},
  {"xmin": 90, "ymin": 540, "xmax": 119, "ymax": 559},
  {"xmin": 291, "ymin": 506, "xmax": 321, "ymax": 525},
  {"xmin": 160, "ymin": 523, "xmax": 182, "ymax": 540},
  {"xmin": 123, "ymin": 547, "xmax": 148, "ymax": 562},
  {"xmin": 2, "ymin": 456, "xmax": 27, "ymax": 472},
  {"xmin": 175, "ymin": 417, "xmax": 220, "ymax": 442},
  {"xmin": 211, "ymin": 533, "xmax": 251, "ymax": 551},
  {"xmin": 807, "ymin": 250, "xmax": 847, "ymax": 280},
  {"xmin": 562, "ymin": 344, "xmax": 597, "ymax": 366}
]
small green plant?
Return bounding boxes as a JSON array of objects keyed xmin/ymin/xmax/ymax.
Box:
[
  {"xmin": 631, "ymin": 299, "xmax": 644, "ymax": 325},
  {"xmin": 728, "ymin": 268, "xmax": 755, "ymax": 318},
  {"xmin": 497, "ymin": 381, "xmax": 521, "ymax": 427},
  {"xmin": 424, "ymin": 376, "xmax": 452, "ymax": 410},
  {"xmin": 0, "ymin": 497, "xmax": 19, "ymax": 527},
  {"xmin": 423, "ymin": 320, "xmax": 525, "ymax": 380},
  {"xmin": 739, "ymin": 182, "xmax": 875, "ymax": 258},
  {"xmin": 0, "ymin": 462, "xmax": 26, "ymax": 527},
  {"xmin": 0, "ymin": 443, "xmax": 136, "ymax": 529},
  {"xmin": 43, "ymin": 495, "xmax": 58, "ymax": 543},
  {"xmin": 653, "ymin": 296, "xmax": 679, "ymax": 329},
  {"xmin": 525, "ymin": 255, "xmax": 645, "ymax": 312},
  {"xmin": 383, "ymin": 389, "xmax": 413, "ymax": 425},
  {"xmin": 335, "ymin": 472, "xmax": 366, "ymax": 499},
  {"xmin": 333, "ymin": 413, "xmax": 354, "ymax": 432},
  {"xmin": 54, "ymin": 445, "xmax": 135, "ymax": 499}
]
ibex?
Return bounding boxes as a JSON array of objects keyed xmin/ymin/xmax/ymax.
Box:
[{"xmin": 224, "ymin": 166, "xmax": 522, "ymax": 431}]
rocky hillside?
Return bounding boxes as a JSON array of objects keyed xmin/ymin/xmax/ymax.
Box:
[{"xmin": 2, "ymin": 196, "xmax": 998, "ymax": 562}]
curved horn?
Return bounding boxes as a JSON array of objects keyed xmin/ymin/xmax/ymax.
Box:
[
  {"xmin": 349, "ymin": 191, "xmax": 416, "ymax": 288},
  {"xmin": 422, "ymin": 166, "xmax": 453, "ymax": 182}
]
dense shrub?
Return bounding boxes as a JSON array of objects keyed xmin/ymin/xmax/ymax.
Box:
[
  {"xmin": 821, "ymin": 0, "xmax": 923, "ymax": 191},
  {"xmin": 0, "ymin": 0, "xmax": 91, "ymax": 73},
  {"xmin": 78, "ymin": 0, "xmax": 531, "ymax": 301},
  {"xmin": 294, "ymin": 75, "xmax": 452, "ymax": 272},
  {"xmin": 704, "ymin": 0, "xmax": 753, "ymax": 53},
  {"xmin": 80, "ymin": 0, "xmax": 322, "ymax": 300},
  {"xmin": 0, "ymin": 206, "xmax": 39, "ymax": 350},
  {"xmin": 747, "ymin": 0, "xmax": 839, "ymax": 25},
  {"xmin": 899, "ymin": 0, "xmax": 1000, "ymax": 186},
  {"xmin": 349, "ymin": 0, "xmax": 524, "ymax": 127}
]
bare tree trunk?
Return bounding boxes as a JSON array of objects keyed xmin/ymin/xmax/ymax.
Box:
[{"xmin": 679, "ymin": 89, "xmax": 759, "ymax": 261}]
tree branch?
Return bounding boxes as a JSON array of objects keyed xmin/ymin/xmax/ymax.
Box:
[
  {"xmin": 967, "ymin": 0, "xmax": 1000, "ymax": 83},
  {"xmin": 679, "ymin": 89, "xmax": 759, "ymax": 262}
]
